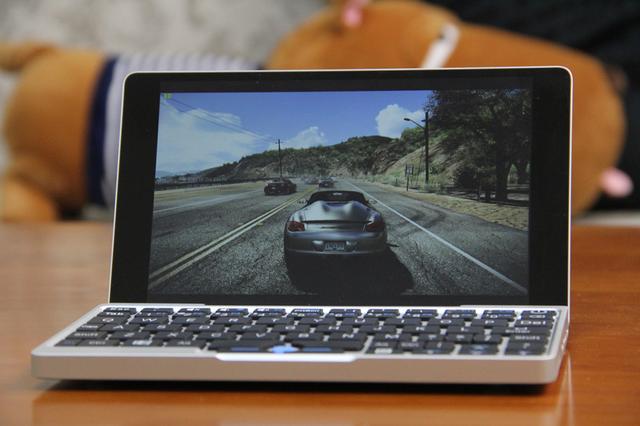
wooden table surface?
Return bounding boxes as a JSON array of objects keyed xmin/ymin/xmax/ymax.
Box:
[{"xmin": 0, "ymin": 223, "xmax": 639, "ymax": 425}]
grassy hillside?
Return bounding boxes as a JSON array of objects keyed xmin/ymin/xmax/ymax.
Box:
[{"xmin": 194, "ymin": 133, "xmax": 427, "ymax": 182}]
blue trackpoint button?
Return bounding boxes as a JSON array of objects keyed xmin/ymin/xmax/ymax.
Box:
[{"xmin": 270, "ymin": 345, "xmax": 299, "ymax": 354}]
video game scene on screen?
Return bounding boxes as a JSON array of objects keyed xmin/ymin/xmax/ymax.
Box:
[{"xmin": 148, "ymin": 88, "xmax": 531, "ymax": 297}]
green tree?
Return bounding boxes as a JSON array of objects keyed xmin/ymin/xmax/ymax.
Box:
[{"xmin": 427, "ymin": 89, "xmax": 531, "ymax": 201}]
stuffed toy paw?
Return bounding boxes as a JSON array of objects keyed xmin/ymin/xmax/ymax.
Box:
[{"xmin": 0, "ymin": 41, "xmax": 255, "ymax": 221}]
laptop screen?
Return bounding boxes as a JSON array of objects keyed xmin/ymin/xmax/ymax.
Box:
[{"xmin": 147, "ymin": 85, "xmax": 531, "ymax": 300}]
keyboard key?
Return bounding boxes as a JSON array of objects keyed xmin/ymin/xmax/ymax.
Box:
[
  {"xmin": 213, "ymin": 317, "xmax": 252, "ymax": 326},
  {"xmin": 506, "ymin": 342, "xmax": 546, "ymax": 352},
  {"xmin": 299, "ymin": 346, "xmax": 344, "ymax": 353},
  {"xmin": 122, "ymin": 339, "xmax": 163, "ymax": 347},
  {"xmin": 404, "ymin": 309, "xmax": 438, "ymax": 319},
  {"xmin": 100, "ymin": 324, "xmax": 140, "ymax": 332},
  {"xmin": 172, "ymin": 317, "xmax": 209, "ymax": 325},
  {"xmin": 444, "ymin": 333, "xmax": 474, "ymax": 343},
  {"xmin": 251, "ymin": 308, "xmax": 286, "ymax": 317},
  {"xmin": 315, "ymin": 325, "xmax": 353, "ymax": 334},
  {"xmin": 428, "ymin": 319, "xmax": 465, "ymax": 328},
  {"xmin": 102, "ymin": 307, "xmax": 138, "ymax": 314},
  {"xmin": 78, "ymin": 339, "xmax": 119, "ymax": 347},
  {"xmin": 505, "ymin": 345, "xmax": 546, "ymax": 355},
  {"xmin": 365, "ymin": 309, "xmax": 399, "ymax": 319},
  {"xmin": 76, "ymin": 324, "xmax": 102, "ymax": 332},
  {"xmin": 289, "ymin": 308, "xmax": 323, "ymax": 318},
  {"xmin": 384, "ymin": 318, "xmax": 421, "ymax": 327},
  {"xmin": 97, "ymin": 311, "xmax": 131, "ymax": 318},
  {"xmin": 228, "ymin": 324, "xmax": 268, "ymax": 333},
  {"xmin": 144, "ymin": 324, "xmax": 183, "ymax": 332},
  {"xmin": 425, "ymin": 341, "xmax": 454, "ymax": 351},
  {"xmin": 341, "ymin": 318, "xmax": 378, "ymax": 326},
  {"xmin": 327, "ymin": 309, "xmax": 361, "ymax": 318},
  {"xmin": 521, "ymin": 310, "xmax": 556, "ymax": 317},
  {"xmin": 239, "ymin": 332, "xmax": 280, "ymax": 341},
  {"xmin": 173, "ymin": 311, "xmax": 209, "ymax": 318},
  {"xmin": 520, "ymin": 313, "xmax": 555, "ymax": 320},
  {"xmin": 491, "ymin": 327, "xmax": 551, "ymax": 336},
  {"xmin": 178, "ymin": 308, "xmax": 211, "ymax": 314},
  {"xmin": 154, "ymin": 331, "xmax": 193, "ymax": 340},
  {"xmin": 184, "ymin": 324, "xmax": 224, "ymax": 332},
  {"xmin": 256, "ymin": 317, "xmax": 294, "ymax": 326},
  {"xmin": 404, "ymin": 325, "xmax": 440, "ymax": 335},
  {"xmin": 284, "ymin": 332, "xmax": 323, "ymax": 341},
  {"xmin": 509, "ymin": 334, "xmax": 549, "ymax": 344},
  {"xmin": 130, "ymin": 317, "xmax": 169, "ymax": 325},
  {"xmin": 216, "ymin": 308, "xmax": 249, "ymax": 315},
  {"xmin": 372, "ymin": 333, "xmax": 412, "ymax": 342},
  {"xmin": 470, "ymin": 319, "xmax": 509, "ymax": 328},
  {"xmin": 196, "ymin": 332, "xmax": 237, "ymax": 341},
  {"xmin": 69, "ymin": 331, "xmax": 107, "ymax": 340},
  {"xmin": 473, "ymin": 334, "xmax": 502, "ymax": 344},
  {"xmin": 272, "ymin": 324, "xmax": 311, "ymax": 333},
  {"xmin": 458, "ymin": 344, "xmax": 499, "ymax": 355},
  {"xmin": 208, "ymin": 340, "xmax": 274, "ymax": 352},
  {"xmin": 166, "ymin": 339, "xmax": 206, "ymax": 348},
  {"xmin": 328, "ymin": 332, "xmax": 367, "ymax": 341},
  {"xmin": 359, "ymin": 325, "xmax": 397, "ymax": 334},
  {"xmin": 136, "ymin": 312, "xmax": 171, "ymax": 317},
  {"xmin": 141, "ymin": 308, "xmax": 174, "ymax": 313},
  {"xmin": 416, "ymin": 333, "xmax": 444, "ymax": 342},
  {"xmin": 398, "ymin": 341, "xmax": 423, "ymax": 351},
  {"xmin": 445, "ymin": 326, "xmax": 484, "ymax": 335},
  {"xmin": 411, "ymin": 348, "xmax": 453, "ymax": 355},
  {"xmin": 87, "ymin": 317, "xmax": 129, "ymax": 325},
  {"xmin": 56, "ymin": 339, "xmax": 80, "ymax": 346},
  {"xmin": 110, "ymin": 331, "xmax": 150, "ymax": 340},
  {"xmin": 305, "ymin": 317, "xmax": 337, "ymax": 326},
  {"xmin": 514, "ymin": 320, "xmax": 554, "ymax": 328},
  {"xmin": 442, "ymin": 310, "xmax": 477, "ymax": 320}
]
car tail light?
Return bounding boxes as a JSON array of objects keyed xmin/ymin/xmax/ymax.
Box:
[
  {"xmin": 287, "ymin": 220, "xmax": 305, "ymax": 232},
  {"xmin": 365, "ymin": 216, "xmax": 385, "ymax": 232}
]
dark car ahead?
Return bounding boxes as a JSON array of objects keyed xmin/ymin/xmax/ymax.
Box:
[
  {"xmin": 318, "ymin": 178, "xmax": 334, "ymax": 188},
  {"xmin": 284, "ymin": 190, "xmax": 387, "ymax": 262},
  {"xmin": 264, "ymin": 178, "xmax": 297, "ymax": 195}
]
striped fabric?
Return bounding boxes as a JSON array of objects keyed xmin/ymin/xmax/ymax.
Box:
[{"xmin": 95, "ymin": 53, "xmax": 257, "ymax": 207}]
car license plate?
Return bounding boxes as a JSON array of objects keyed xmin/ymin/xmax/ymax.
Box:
[{"xmin": 324, "ymin": 242, "xmax": 346, "ymax": 252}]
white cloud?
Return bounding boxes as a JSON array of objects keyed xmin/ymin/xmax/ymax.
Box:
[
  {"xmin": 269, "ymin": 126, "xmax": 328, "ymax": 150},
  {"xmin": 375, "ymin": 104, "xmax": 424, "ymax": 138},
  {"xmin": 156, "ymin": 102, "xmax": 263, "ymax": 173}
]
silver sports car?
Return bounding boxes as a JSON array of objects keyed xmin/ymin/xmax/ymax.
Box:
[{"xmin": 284, "ymin": 190, "xmax": 387, "ymax": 260}]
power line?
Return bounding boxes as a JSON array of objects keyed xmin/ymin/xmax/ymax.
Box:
[{"xmin": 166, "ymin": 97, "xmax": 275, "ymax": 143}]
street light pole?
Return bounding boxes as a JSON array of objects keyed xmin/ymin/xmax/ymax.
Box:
[
  {"xmin": 277, "ymin": 138, "xmax": 283, "ymax": 178},
  {"xmin": 423, "ymin": 111, "xmax": 429, "ymax": 185},
  {"xmin": 403, "ymin": 113, "xmax": 430, "ymax": 186}
]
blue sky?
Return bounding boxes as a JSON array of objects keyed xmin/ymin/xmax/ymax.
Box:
[{"xmin": 156, "ymin": 90, "xmax": 432, "ymax": 174}]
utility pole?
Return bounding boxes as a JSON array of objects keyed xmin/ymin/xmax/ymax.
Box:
[
  {"xmin": 277, "ymin": 138, "xmax": 283, "ymax": 178},
  {"xmin": 403, "ymin": 113, "xmax": 430, "ymax": 187},
  {"xmin": 424, "ymin": 110, "xmax": 429, "ymax": 185}
]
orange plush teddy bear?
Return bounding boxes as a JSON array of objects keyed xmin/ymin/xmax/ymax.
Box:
[{"xmin": 0, "ymin": 0, "xmax": 625, "ymax": 221}]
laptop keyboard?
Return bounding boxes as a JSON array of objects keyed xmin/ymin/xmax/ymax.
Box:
[{"xmin": 55, "ymin": 308, "xmax": 557, "ymax": 356}]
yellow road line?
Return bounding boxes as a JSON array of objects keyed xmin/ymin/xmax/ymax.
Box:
[{"xmin": 148, "ymin": 189, "xmax": 312, "ymax": 289}]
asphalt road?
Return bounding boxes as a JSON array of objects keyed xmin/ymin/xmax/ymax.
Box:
[{"xmin": 148, "ymin": 180, "xmax": 528, "ymax": 297}]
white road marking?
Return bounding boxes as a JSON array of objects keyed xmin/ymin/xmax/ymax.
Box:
[
  {"xmin": 148, "ymin": 190, "xmax": 311, "ymax": 289},
  {"xmin": 154, "ymin": 189, "xmax": 262, "ymax": 214},
  {"xmin": 347, "ymin": 182, "xmax": 527, "ymax": 294}
]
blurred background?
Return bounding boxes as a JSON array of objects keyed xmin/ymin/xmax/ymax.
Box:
[
  {"xmin": 0, "ymin": 0, "xmax": 638, "ymax": 222},
  {"xmin": 0, "ymin": 0, "xmax": 325, "ymax": 175}
]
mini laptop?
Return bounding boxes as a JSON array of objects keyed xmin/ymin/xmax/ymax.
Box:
[{"xmin": 32, "ymin": 68, "xmax": 572, "ymax": 384}]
